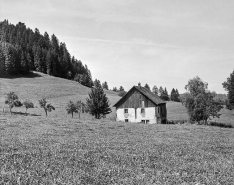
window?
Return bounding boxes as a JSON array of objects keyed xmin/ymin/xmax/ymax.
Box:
[
  {"xmin": 146, "ymin": 120, "xmax": 149, "ymax": 123},
  {"xmin": 125, "ymin": 119, "xmax": 128, "ymax": 122},
  {"xmin": 142, "ymin": 100, "xmax": 145, "ymax": 108},
  {"xmin": 141, "ymin": 108, "xmax": 145, "ymax": 114},
  {"xmin": 140, "ymin": 94, "xmax": 142, "ymax": 100},
  {"xmin": 124, "ymin": 109, "xmax": 128, "ymax": 113},
  {"xmin": 141, "ymin": 120, "xmax": 145, "ymax": 123}
]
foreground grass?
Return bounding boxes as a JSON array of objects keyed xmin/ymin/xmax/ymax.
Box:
[{"xmin": 1, "ymin": 113, "xmax": 234, "ymax": 184}]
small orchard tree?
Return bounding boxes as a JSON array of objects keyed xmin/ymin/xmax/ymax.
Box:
[
  {"xmin": 66, "ymin": 101, "xmax": 79, "ymax": 118},
  {"xmin": 86, "ymin": 86, "xmax": 112, "ymax": 119},
  {"xmin": 76, "ymin": 100, "xmax": 83, "ymax": 118},
  {"xmin": 23, "ymin": 99, "xmax": 34, "ymax": 114},
  {"xmin": 5, "ymin": 92, "xmax": 22, "ymax": 114},
  {"xmin": 38, "ymin": 98, "xmax": 55, "ymax": 116}
]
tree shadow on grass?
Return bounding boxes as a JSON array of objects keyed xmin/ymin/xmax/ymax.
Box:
[
  {"xmin": 11, "ymin": 111, "xmax": 41, "ymax": 116},
  {"xmin": 0, "ymin": 71, "xmax": 43, "ymax": 79}
]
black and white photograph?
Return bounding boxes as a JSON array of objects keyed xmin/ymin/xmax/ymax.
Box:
[{"xmin": 0, "ymin": 0, "xmax": 234, "ymax": 184}]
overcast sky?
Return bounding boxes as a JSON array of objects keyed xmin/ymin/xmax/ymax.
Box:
[{"xmin": 1, "ymin": 0, "xmax": 234, "ymax": 93}]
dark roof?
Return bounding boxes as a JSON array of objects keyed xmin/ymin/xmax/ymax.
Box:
[{"xmin": 113, "ymin": 85, "xmax": 166, "ymax": 107}]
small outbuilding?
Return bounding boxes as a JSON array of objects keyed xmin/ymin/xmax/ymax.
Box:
[{"xmin": 113, "ymin": 85, "xmax": 167, "ymax": 124}]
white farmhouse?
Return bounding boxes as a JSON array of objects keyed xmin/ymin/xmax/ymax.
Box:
[{"xmin": 113, "ymin": 85, "xmax": 167, "ymax": 124}]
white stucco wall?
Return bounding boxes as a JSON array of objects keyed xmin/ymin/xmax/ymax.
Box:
[
  {"xmin": 116, "ymin": 107, "xmax": 157, "ymax": 124},
  {"xmin": 116, "ymin": 108, "xmax": 136, "ymax": 122}
]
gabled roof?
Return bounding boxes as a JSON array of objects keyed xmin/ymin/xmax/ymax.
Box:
[{"xmin": 113, "ymin": 85, "xmax": 166, "ymax": 107}]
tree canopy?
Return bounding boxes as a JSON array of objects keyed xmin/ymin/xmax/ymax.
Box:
[
  {"xmin": 222, "ymin": 70, "xmax": 234, "ymax": 110},
  {"xmin": 182, "ymin": 76, "xmax": 223, "ymax": 123}
]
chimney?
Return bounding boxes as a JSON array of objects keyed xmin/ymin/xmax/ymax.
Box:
[{"xmin": 138, "ymin": 82, "xmax": 141, "ymax": 87}]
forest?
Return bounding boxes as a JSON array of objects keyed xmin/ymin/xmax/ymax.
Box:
[{"xmin": 0, "ymin": 20, "xmax": 93, "ymax": 87}]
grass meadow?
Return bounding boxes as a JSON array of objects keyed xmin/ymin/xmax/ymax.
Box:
[{"xmin": 1, "ymin": 72, "xmax": 234, "ymax": 184}]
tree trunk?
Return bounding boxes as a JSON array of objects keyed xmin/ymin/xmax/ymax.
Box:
[
  {"xmin": 72, "ymin": 112, "xmax": 73, "ymax": 118},
  {"xmin": 45, "ymin": 109, "xmax": 47, "ymax": 116}
]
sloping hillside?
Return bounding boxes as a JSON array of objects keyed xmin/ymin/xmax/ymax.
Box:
[
  {"xmin": 1, "ymin": 74, "xmax": 233, "ymax": 123},
  {"xmin": 0, "ymin": 72, "xmax": 120, "ymax": 118}
]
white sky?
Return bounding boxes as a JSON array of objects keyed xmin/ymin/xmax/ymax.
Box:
[{"xmin": 1, "ymin": 0, "xmax": 234, "ymax": 94}]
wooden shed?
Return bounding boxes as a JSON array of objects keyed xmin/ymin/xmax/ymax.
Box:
[{"xmin": 113, "ymin": 85, "xmax": 167, "ymax": 124}]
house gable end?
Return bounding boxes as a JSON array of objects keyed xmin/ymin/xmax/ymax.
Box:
[{"xmin": 114, "ymin": 86, "xmax": 158, "ymax": 109}]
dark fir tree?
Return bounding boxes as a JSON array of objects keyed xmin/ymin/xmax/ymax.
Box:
[
  {"xmin": 94, "ymin": 79, "xmax": 102, "ymax": 89},
  {"xmin": 102, "ymin": 81, "xmax": 109, "ymax": 90},
  {"xmin": 170, "ymin": 88, "xmax": 176, "ymax": 101},
  {"xmin": 86, "ymin": 85, "xmax": 112, "ymax": 119},
  {"xmin": 119, "ymin": 86, "xmax": 124, "ymax": 92},
  {"xmin": 152, "ymin": 85, "xmax": 158, "ymax": 95},
  {"xmin": 175, "ymin": 89, "xmax": 180, "ymax": 102},
  {"xmin": 144, "ymin": 83, "xmax": 150, "ymax": 90},
  {"xmin": 164, "ymin": 87, "xmax": 170, "ymax": 101},
  {"xmin": 158, "ymin": 86, "xmax": 164, "ymax": 97},
  {"xmin": 112, "ymin": 87, "xmax": 118, "ymax": 92}
]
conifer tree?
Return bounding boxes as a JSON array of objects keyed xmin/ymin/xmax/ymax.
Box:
[
  {"xmin": 102, "ymin": 81, "xmax": 109, "ymax": 90},
  {"xmin": 159, "ymin": 86, "xmax": 164, "ymax": 97},
  {"xmin": 46, "ymin": 49, "xmax": 52, "ymax": 75},
  {"xmin": 5, "ymin": 44, "xmax": 16, "ymax": 74},
  {"xmin": 94, "ymin": 79, "xmax": 102, "ymax": 89},
  {"xmin": 144, "ymin": 83, "xmax": 150, "ymax": 90},
  {"xmin": 20, "ymin": 51, "xmax": 29, "ymax": 74},
  {"xmin": 175, "ymin": 89, "xmax": 180, "ymax": 102},
  {"xmin": 0, "ymin": 42, "xmax": 5, "ymax": 74},
  {"xmin": 171, "ymin": 88, "xmax": 176, "ymax": 101},
  {"xmin": 86, "ymin": 85, "xmax": 112, "ymax": 119},
  {"xmin": 119, "ymin": 86, "xmax": 124, "ymax": 92},
  {"xmin": 164, "ymin": 87, "xmax": 169, "ymax": 101},
  {"xmin": 152, "ymin": 85, "xmax": 158, "ymax": 95},
  {"xmin": 34, "ymin": 47, "xmax": 43, "ymax": 72},
  {"xmin": 112, "ymin": 87, "xmax": 118, "ymax": 92}
]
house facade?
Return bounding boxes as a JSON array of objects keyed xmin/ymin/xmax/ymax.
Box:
[{"xmin": 113, "ymin": 85, "xmax": 167, "ymax": 124}]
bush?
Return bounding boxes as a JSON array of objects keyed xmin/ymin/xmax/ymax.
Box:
[{"xmin": 209, "ymin": 121, "xmax": 233, "ymax": 128}]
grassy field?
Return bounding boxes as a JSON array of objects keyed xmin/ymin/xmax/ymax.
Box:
[
  {"xmin": 1, "ymin": 112, "xmax": 234, "ymax": 184},
  {"xmin": 1, "ymin": 72, "xmax": 234, "ymax": 184}
]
